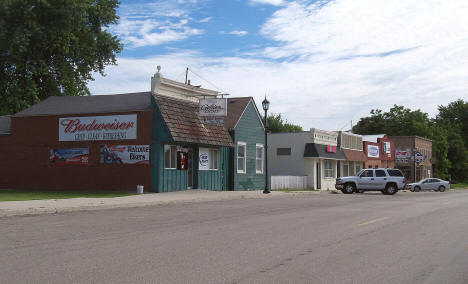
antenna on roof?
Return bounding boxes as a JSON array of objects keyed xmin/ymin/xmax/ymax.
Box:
[{"xmin": 185, "ymin": 67, "xmax": 189, "ymax": 85}]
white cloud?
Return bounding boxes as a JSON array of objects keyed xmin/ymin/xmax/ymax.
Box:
[
  {"xmin": 92, "ymin": 0, "xmax": 468, "ymax": 131},
  {"xmin": 113, "ymin": 1, "xmax": 205, "ymax": 48},
  {"xmin": 224, "ymin": 30, "xmax": 248, "ymax": 36},
  {"xmin": 198, "ymin": 17, "xmax": 212, "ymax": 23},
  {"xmin": 250, "ymin": 0, "xmax": 285, "ymax": 6}
]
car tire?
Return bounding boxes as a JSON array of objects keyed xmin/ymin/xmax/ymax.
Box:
[
  {"xmin": 438, "ymin": 186, "xmax": 446, "ymax": 192},
  {"xmin": 414, "ymin": 186, "xmax": 421, "ymax": 192},
  {"xmin": 342, "ymin": 183, "xmax": 355, "ymax": 194},
  {"xmin": 385, "ymin": 184, "xmax": 397, "ymax": 195}
]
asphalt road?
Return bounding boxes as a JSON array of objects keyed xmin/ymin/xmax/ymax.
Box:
[{"xmin": 2, "ymin": 191, "xmax": 468, "ymax": 284}]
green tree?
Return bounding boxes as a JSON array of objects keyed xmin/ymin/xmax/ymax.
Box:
[
  {"xmin": 0, "ymin": 0, "xmax": 122, "ymax": 115},
  {"xmin": 264, "ymin": 113, "xmax": 303, "ymax": 133}
]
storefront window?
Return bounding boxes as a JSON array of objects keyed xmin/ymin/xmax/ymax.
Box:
[
  {"xmin": 237, "ymin": 142, "xmax": 246, "ymax": 173},
  {"xmin": 324, "ymin": 159, "xmax": 334, "ymax": 178},
  {"xmin": 164, "ymin": 145, "xmax": 177, "ymax": 169},
  {"xmin": 209, "ymin": 149, "xmax": 218, "ymax": 170},
  {"xmin": 256, "ymin": 144, "xmax": 264, "ymax": 174},
  {"xmin": 343, "ymin": 162, "xmax": 349, "ymax": 177}
]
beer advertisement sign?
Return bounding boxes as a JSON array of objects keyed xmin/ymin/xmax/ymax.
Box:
[
  {"xmin": 50, "ymin": 148, "xmax": 89, "ymax": 166},
  {"xmin": 59, "ymin": 114, "xmax": 137, "ymax": 141},
  {"xmin": 100, "ymin": 145, "xmax": 149, "ymax": 164}
]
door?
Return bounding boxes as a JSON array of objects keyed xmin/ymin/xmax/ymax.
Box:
[
  {"xmin": 420, "ymin": 179, "xmax": 430, "ymax": 190},
  {"xmin": 316, "ymin": 161, "xmax": 321, "ymax": 190},
  {"xmin": 374, "ymin": 169, "xmax": 387, "ymax": 190},
  {"xmin": 187, "ymin": 149, "xmax": 193, "ymax": 189},
  {"xmin": 358, "ymin": 169, "xmax": 374, "ymax": 190}
]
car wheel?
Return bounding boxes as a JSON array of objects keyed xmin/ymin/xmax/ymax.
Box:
[
  {"xmin": 342, "ymin": 183, "xmax": 355, "ymax": 194},
  {"xmin": 414, "ymin": 186, "xmax": 421, "ymax": 192},
  {"xmin": 438, "ymin": 186, "xmax": 446, "ymax": 192},
  {"xmin": 385, "ymin": 184, "xmax": 397, "ymax": 195}
]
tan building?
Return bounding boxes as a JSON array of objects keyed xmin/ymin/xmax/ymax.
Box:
[{"xmin": 389, "ymin": 136, "xmax": 433, "ymax": 182}]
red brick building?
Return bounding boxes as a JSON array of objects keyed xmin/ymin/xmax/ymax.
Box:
[{"xmin": 362, "ymin": 134, "xmax": 395, "ymax": 169}]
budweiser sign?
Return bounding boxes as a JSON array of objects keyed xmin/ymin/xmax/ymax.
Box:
[{"xmin": 59, "ymin": 114, "xmax": 137, "ymax": 141}]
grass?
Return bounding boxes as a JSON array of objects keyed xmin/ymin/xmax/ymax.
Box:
[
  {"xmin": 451, "ymin": 183, "xmax": 468, "ymax": 190},
  {"xmin": 0, "ymin": 189, "xmax": 135, "ymax": 202}
]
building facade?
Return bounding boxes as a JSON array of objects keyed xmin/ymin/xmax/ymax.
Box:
[
  {"xmin": 389, "ymin": 136, "xmax": 433, "ymax": 182},
  {"xmin": 362, "ymin": 135, "xmax": 395, "ymax": 169},
  {"xmin": 0, "ymin": 68, "xmax": 266, "ymax": 192},
  {"xmin": 338, "ymin": 132, "xmax": 365, "ymax": 177},
  {"xmin": 268, "ymin": 128, "xmax": 345, "ymax": 190}
]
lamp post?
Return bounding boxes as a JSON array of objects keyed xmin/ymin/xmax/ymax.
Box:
[{"xmin": 262, "ymin": 96, "xmax": 270, "ymax": 194}]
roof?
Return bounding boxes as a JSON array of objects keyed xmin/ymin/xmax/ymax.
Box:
[
  {"xmin": 224, "ymin": 97, "xmax": 252, "ymax": 129},
  {"xmin": 154, "ymin": 95, "xmax": 234, "ymax": 147},
  {"xmin": 362, "ymin": 134, "xmax": 386, "ymax": 143},
  {"xmin": 14, "ymin": 92, "xmax": 152, "ymax": 117},
  {"xmin": 342, "ymin": 149, "xmax": 367, "ymax": 162},
  {"xmin": 304, "ymin": 143, "xmax": 346, "ymax": 160},
  {"xmin": 0, "ymin": 115, "xmax": 11, "ymax": 135}
]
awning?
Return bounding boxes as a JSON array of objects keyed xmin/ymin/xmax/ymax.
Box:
[
  {"xmin": 342, "ymin": 149, "xmax": 367, "ymax": 162},
  {"xmin": 304, "ymin": 143, "xmax": 346, "ymax": 160}
]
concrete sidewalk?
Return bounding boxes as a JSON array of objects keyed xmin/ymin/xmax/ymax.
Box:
[{"xmin": 0, "ymin": 190, "xmax": 311, "ymax": 218}]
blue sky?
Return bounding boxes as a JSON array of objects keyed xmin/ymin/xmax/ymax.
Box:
[{"xmin": 89, "ymin": 0, "xmax": 468, "ymax": 131}]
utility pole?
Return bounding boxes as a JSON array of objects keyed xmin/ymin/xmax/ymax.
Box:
[{"xmin": 185, "ymin": 67, "xmax": 189, "ymax": 84}]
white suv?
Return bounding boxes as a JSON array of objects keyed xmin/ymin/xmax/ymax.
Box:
[{"xmin": 335, "ymin": 168, "xmax": 406, "ymax": 195}]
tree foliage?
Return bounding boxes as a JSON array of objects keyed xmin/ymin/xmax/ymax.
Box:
[
  {"xmin": 264, "ymin": 113, "xmax": 303, "ymax": 133},
  {"xmin": 352, "ymin": 101, "xmax": 467, "ymax": 182},
  {"xmin": 0, "ymin": 0, "xmax": 122, "ymax": 115}
]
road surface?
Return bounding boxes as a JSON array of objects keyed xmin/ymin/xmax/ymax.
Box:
[{"xmin": 2, "ymin": 191, "xmax": 468, "ymax": 283}]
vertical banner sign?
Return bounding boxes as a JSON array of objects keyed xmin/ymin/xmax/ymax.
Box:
[
  {"xmin": 367, "ymin": 145, "xmax": 380, "ymax": 158},
  {"xmin": 50, "ymin": 148, "xmax": 89, "ymax": 166},
  {"xmin": 59, "ymin": 114, "xmax": 137, "ymax": 141},
  {"xmin": 100, "ymin": 145, "xmax": 150, "ymax": 164},
  {"xmin": 199, "ymin": 147, "xmax": 210, "ymax": 170}
]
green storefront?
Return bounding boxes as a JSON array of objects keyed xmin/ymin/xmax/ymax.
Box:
[{"xmin": 150, "ymin": 95, "xmax": 265, "ymax": 192}]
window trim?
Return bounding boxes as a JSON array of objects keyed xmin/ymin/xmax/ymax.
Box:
[
  {"xmin": 256, "ymin": 143, "xmax": 264, "ymax": 174},
  {"xmin": 237, "ymin": 142, "xmax": 247, "ymax": 174},
  {"xmin": 164, "ymin": 145, "xmax": 177, "ymax": 170},
  {"xmin": 209, "ymin": 148, "xmax": 219, "ymax": 171},
  {"xmin": 323, "ymin": 159, "xmax": 335, "ymax": 179}
]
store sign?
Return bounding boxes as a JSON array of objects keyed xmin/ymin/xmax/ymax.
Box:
[
  {"xmin": 59, "ymin": 114, "xmax": 137, "ymax": 141},
  {"xmin": 367, "ymin": 145, "xmax": 380, "ymax": 158},
  {"xmin": 50, "ymin": 148, "xmax": 89, "ymax": 166},
  {"xmin": 100, "ymin": 145, "xmax": 149, "ymax": 164},
  {"xmin": 382, "ymin": 142, "xmax": 391, "ymax": 157},
  {"xmin": 395, "ymin": 148, "xmax": 411, "ymax": 163},
  {"xmin": 199, "ymin": 147, "xmax": 210, "ymax": 170},
  {"xmin": 198, "ymin": 98, "xmax": 227, "ymax": 117},
  {"xmin": 414, "ymin": 151, "xmax": 425, "ymax": 164}
]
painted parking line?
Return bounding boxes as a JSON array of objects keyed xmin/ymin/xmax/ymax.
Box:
[{"xmin": 358, "ymin": 217, "xmax": 387, "ymax": 226}]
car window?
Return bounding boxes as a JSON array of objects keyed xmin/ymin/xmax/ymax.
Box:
[
  {"xmin": 387, "ymin": 169, "xmax": 403, "ymax": 177},
  {"xmin": 360, "ymin": 170, "xmax": 374, "ymax": 177},
  {"xmin": 431, "ymin": 179, "xmax": 440, "ymax": 183},
  {"xmin": 375, "ymin": 170, "xmax": 386, "ymax": 177}
]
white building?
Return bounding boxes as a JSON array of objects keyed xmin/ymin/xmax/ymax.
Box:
[{"xmin": 268, "ymin": 128, "xmax": 346, "ymax": 190}]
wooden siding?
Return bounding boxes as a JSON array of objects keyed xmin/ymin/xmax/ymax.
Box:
[{"xmin": 232, "ymin": 100, "xmax": 266, "ymax": 190}]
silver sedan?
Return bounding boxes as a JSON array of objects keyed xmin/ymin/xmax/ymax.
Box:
[{"xmin": 408, "ymin": 178, "xmax": 450, "ymax": 192}]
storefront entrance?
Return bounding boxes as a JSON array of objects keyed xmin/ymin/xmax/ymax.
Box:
[{"xmin": 187, "ymin": 149, "xmax": 193, "ymax": 189}]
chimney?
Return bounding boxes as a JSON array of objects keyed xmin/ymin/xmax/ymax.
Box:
[{"xmin": 151, "ymin": 65, "xmax": 162, "ymax": 94}]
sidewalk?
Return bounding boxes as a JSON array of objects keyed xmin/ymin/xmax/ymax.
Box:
[{"xmin": 0, "ymin": 190, "xmax": 305, "ymax": 218}]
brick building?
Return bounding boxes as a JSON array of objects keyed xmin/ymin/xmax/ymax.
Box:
[
  {"xmin": 362, "ymin": 134, "xmax": 395, "ymax": 169},
  {"xmin": 389, "ymin": 136, "xmax": 433, "ymax": 182}
]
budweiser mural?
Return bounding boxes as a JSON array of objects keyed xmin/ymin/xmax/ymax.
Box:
[
  {"xmin": 59, "ymin": 114, "xmax": 137, "ymax": 141},
  {"xmin": 100, "ymin": 145, "xmax": 150, "ymax": 164}
]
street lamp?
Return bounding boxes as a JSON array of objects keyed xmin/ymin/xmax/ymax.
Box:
[{"xmin": 262, "ymin": 96, "xmax": 270, "ymax": 194}]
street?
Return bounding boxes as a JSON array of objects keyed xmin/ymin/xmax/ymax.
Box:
[{"xmin": 2, "ymin": 191, "xmax": 468, "ymax": 283}]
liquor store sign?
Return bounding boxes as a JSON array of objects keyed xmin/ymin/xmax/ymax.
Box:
[{"xmin": 59, "ymin": 114, "xmax": 137, "ymax": 141}]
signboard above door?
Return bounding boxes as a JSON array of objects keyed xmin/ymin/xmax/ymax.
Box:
[{"xmin": 198, "ymin": 98, "xmax": 227, "ymax": 117}]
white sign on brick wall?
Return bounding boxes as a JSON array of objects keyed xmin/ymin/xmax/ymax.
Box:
[{"xmin": 59, "ymin": 114, "xmax": 137, "ymax": 141}]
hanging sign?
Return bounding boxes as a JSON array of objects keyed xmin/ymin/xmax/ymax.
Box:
[
  {"xmin": 50, "ymin": 148, "xmax": 89, "ymax": 166},
  {"xmin": 59, "ymin": 114, "xmax": 137, "ymax": 141},
  {"xmin": 367, "ymin": 145, "xmax": 380, "ymax": 158},
  {"xmin": 198, "ymin": 98, "xmax": 227, "ymax": 117},
  {"xmin": 100, "ymin": 145, "xmax": 149, "ymax": 164}
]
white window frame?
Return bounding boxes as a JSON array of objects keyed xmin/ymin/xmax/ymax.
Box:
[
  {"xmin": 209, "ymin": 148, "xmax": 219, "ymax": 170},
  {"xmin": 324, "ymin": 159, "xmax": 335, "ymax": 179},
  {"xmin": 256, "ymin": 144, "xmax": 264, "ymax": 174},
  {"xmin": 237, "ymin": 142, "xmax": 247, "ymax": 174},
  {"xmin": 342, "ymin": 161, "xmax": 349, "ymax": 177},
  {"xmin": 164, "ymin": 145, "xmax": 177, "ymax": 169}
]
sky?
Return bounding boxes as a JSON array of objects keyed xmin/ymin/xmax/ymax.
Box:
[{"xmin": 88, "ymin": 0, "xmax": 468, "ymax": 131}]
